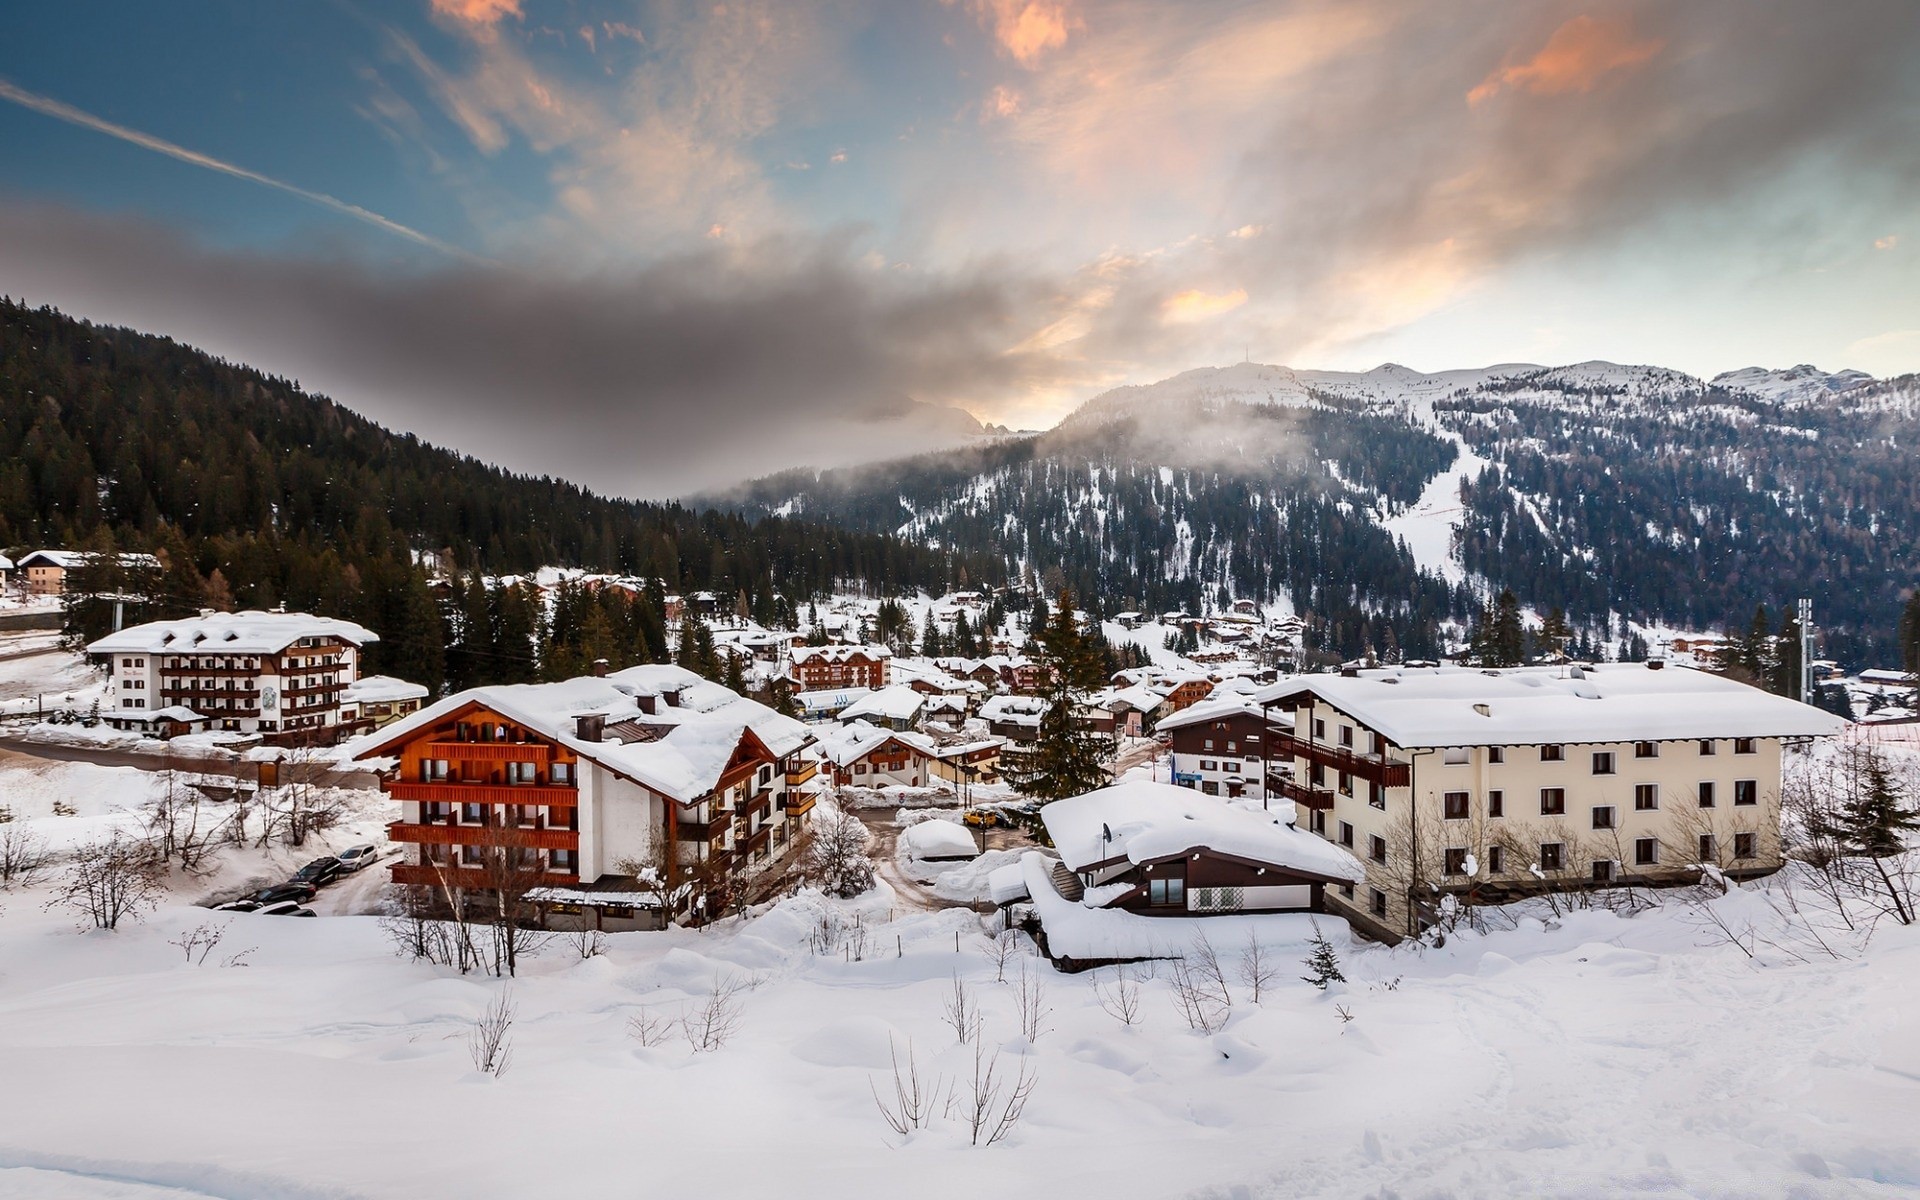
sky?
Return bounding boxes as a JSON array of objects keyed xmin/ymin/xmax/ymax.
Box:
[{"xmin": 0, "ymin": 0, "xmax": 1916, "ymax": 497}]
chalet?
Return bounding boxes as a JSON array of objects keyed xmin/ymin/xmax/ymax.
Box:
[
  {"xmin": 351, "ymin": 665, "xmax": 819, "ymax": 924},
  {"xmin": 1157, "ymin": 696, "xmax": 1289, "ymax": 802},
  {"xmin": 1112, "ymin": 612, "xmax": 1144, "ymax": 629},
  {"xmin": 339, "ymin": 675, "xmax": 430, "ymax": 731},
  {"xmin": 836, "ymin": 683, "xmax": 926, "ymax": 731},
  {"xmin": 980, "ymin": 694, "xmax": 1047, "ymax": 743},
  {"xmin": 789, "ymin": 644, "xmax": 892, "ymax": 691},
  {"xmin": 1040, "ymin": 780, "xmax": 1365, "ymax": 917},
  {"xmin": 817, "ymin": 721, "xmax": 936, "ymax": 788},
  {"xmin": 929, "ymin": 738, "xmax": 1005, "ymax": 788},
  {"xmin": 18, "ymin": 549, "xmax": 160, "ymax": 596},
  {"xmin": 90, "ymin": 611, "xmax": 377, "ymax": 742},
  {"xmin": 1255, "ymin": 663, "xmax": 1847, "ymax": 942}
]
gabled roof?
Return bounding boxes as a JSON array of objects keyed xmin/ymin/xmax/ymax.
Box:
[
  {"xmin": 837, "ymin": 684, "xmax": 926, "ymax": 724},
  {"xmin": 813, "ymin": 720, "xmax": 935, "ymax": 767},
  {"xmin": 1254, "ymin": 663, "xmax": 1846, "ymax": 747},
  {"xmin": 1043, "ymin": 780, "xmax": 1364, "ymax": 884},
  {"xmin": 341, "ymin": 675, "xmax": 430, "ymax": 704},
  {"xmin": 89, "ymin": 611, "xmax": 379, "ymax": 655},
  {"xmin": 1153, "ymin": 694, "xmax": 1290, "ymax": 734}
]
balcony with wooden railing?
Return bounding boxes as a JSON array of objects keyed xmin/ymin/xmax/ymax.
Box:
[
  {"xmin": 387, "ymin": 820, "xmax": 579, "ymax": 851},
  {"xmin": 390, "ymin": 863, "xmax": 579, "ymax": 889},
  {"xmin": 425, "ymin": 741, "xmax": 552, "ymax": 763},
  {"xmin": 1271, "ymin": 733, "xmax": 1410, "ymax": 788},
  {"xmin": 782, "ymin": 791, "xmax": 817, "ymax": 817},
  {"xmin": 1271, "ymin": 776, "xmax": 1336, "ymax": 811},
  {"xmin": 388, "ymin": 781, "xmax": 579, "ymax": 809},
  {"xmin": 784, "ymin": 760, "xmax": 818, "ymax": 786}
]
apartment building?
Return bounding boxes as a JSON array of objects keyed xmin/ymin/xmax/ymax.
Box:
[{"xmin": 1254, "ymin": 662, "xmax": 1847, "ymax": 942}]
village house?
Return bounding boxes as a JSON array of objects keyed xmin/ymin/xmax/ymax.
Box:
[
  {"xmin": 835, "ymin": 683, "xmax": 926, "ymax": 731},
  {"xmin": 352, "ymin": 665, "xmax": 820, "ymax": 926},
  {"xmin": 1254, "ymin": 662, "xmax": 1848, "ymax": 942},
  {"xmin": 929, "ymin": 738, "xmax": 1005, "ymax": 789},
  {"xmin": 338, "ymin": 675, "xmax": 431, "ymax": 731},
  {"xmin": 789, "ymin": 643, "xmax": 892, "ymax": 691},
  {"xmin": 1158, "ymin": 695, "xmax": 1290, "ymax": 802},
  {"xmin": 17, "ymin": 549, "xmax": 160, "ymax": 596},
  {"xmin": 1038, "ymin": 780, "xmax": 1365, "ymax": 919},
  {"xmin": 816, "ymin": 721, "xmax": 936, "ymax": 788},
  {"xmin": 90, "ymin": 611, "xmax": 379, "ymax": 742}
]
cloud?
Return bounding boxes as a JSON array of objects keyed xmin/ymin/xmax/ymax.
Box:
[
  {"xmin": 0, "ymin": 204, "xmax": 1084, "ymax": 497},
  {"xmin": 1875, "ymin": 235, "xmax": 1900, "ymax": 251},
  {"xmin": 0, "ymin": 76, "xmax": 475, "ymax": 260},
  {"xmin": 430, "ymin": 0, "xmax": 522, "ymax": 27},
  {"xmin": 1161, "ymin": 287, "xmax": 1247, "ymax": 324},
  {"xmin": 1467, "ymin": 14, "xmax": 1663, "ymax": 106},
  {"xmin": 962, "ymin": 0, "xmax": 1083, "ymax": 65}
]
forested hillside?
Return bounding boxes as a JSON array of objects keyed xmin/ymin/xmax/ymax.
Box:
[{"xmin": 0, "ymin": 299, "xmax": 1000, "ymax": 687}]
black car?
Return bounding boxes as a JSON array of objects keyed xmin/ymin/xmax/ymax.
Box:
[
  {"xmin": 254, "ymin": 881, "xmax": 319, "ymax": 906},
  {"xmin": 291, "ymin": 857, "xmax": 345, "ymax": 887}
]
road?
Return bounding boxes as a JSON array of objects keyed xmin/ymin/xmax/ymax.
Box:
[{"xmin": 1111, "ymin": 736, "xmax": 1164, "ymax": 782}]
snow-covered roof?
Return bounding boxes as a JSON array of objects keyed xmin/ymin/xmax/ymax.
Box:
[
  {"xmin": 1153, "ymin": 695, "xmax": 1290, "ymax": 734},
  {"xmin": 112, "ymin": 705, "xmax": 206, "ymax": 724},
  {"xmin": 0, "ymin": 553, "xmax": 12, "ymax": 570},
  {"xmin": 1042, "ymin": 780, "xmax": 1366, "ymax": 884},
  {"xmin": 89, "ymin": 611, "xmax": 379, "ymax": 655},
  {"xmin": 341, "ymin": 675, "xmax": 429, "ymax": 704},
  {"xmin": 836, "ymin": 684, "xmax": 925, "ymax": 724},
  {"xmin": 1254, "ymin": 663, "xmax": 1847, "ymax": 747},
  {"xmin": 791, "ymin": 643, "xmax": 892, "ymax": 665},
  {"xmin": 986, "ymin": 862, "xmax": 1030, "ymax": 905},
  {"xmin": 17, "ymin": 550, "xmax": 159, "ymax": 570},
  {"xmin": 349, "ymin": 670, "xmax": 812, "ymax": 804},
  {"xmin": 901, "ymin": 819, "xmax": 978, "ymax": 860},
  {"xmin": 979, "ymin": 695, "xmax": 1048, "ymax": 725},
  {"xmin": 813, "ymin": 720, "xmax": 935, "ymax": 767}
]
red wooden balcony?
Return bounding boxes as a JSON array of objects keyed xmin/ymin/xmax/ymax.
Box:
[
  {"xmin": 425, "ymin": 741, "xmax": 552, "ymax": 763},
  {"xmin": 389, "ymin": 864, "xmax": 580, "ymax": 889},
  {"xmin": 1272, "ymin": 733, "xmax": 1410, "ymax": 788},
  {"xmin": 1272, "ymin": 776, "xmax": 1336, "ymax": 811},
  {"xmin": 388, "ymin": 821, "xmax": 578, "ymax": 850},
  {"xmin": 388, "ymin": 781, "xmax": 578, "ymax": 808}
]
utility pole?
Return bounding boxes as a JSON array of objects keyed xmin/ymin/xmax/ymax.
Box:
[{"xmin": 1797, "ymin": 597, "xmax": 1813, "ymax": 705}]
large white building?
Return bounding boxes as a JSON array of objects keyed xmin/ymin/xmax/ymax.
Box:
[
  {"xmin": 1254, "ymin": 662, "xmax": 1847, "ymax": 942},
  {"xmin": 89, "ymin": 611, "xmax": 379, "ymax": 740}
]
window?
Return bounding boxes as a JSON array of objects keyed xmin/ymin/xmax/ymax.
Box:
[
  {"xmin": 1488, "ymin": 790, "xmax": 1505, "ymax": 818},
  {"xmin": 1203, "ymin": 738, "xmax": 1214, "ymax": 750},
  {"xmin": 1539, "ymin": 842, "xmax": 1565, "ymax": 871},
  {"xmin": 1339, "ymin": 773, "xmax": 1353, "ymax": 797},
  {"xmin": 1200, "ymin": 759, "xmax": 1218, "ymax": 771},
  {"xmin": 1592, "ymin": 751, "xmax": 1616, "ymax": 775},
  {"xmin": 1310, "ymin": 809, "xmax": 1326, "ymax": 834},
  {"xmin": 425, "ymin": 843, "xmax": 451, "ymax": 865},
  {"xmin": 1540, "ymin": 744, "xmax": 1564, "ymax": 762},
  {"xmin": 1368, "ymin": 835, "xmax": 1387, "ymax": 864},
  {"xmin": 1540, "ymin": 787, "xmax": 1566, "ymax": 815},
  {"xmin": 1592, "ymin": 860, "xmax": 1616, "ymax": 883},
  {"xmin": 510, "ymin": 761, "xmax": 538, "ymax": 784},
  {"xmin": 1592, "ymin": 806, "xmax": 1615, "ymax": 831},
  {"xmin": 552, "ymin": 762, "xmax": 572, "ymax": 784},
  {"xmin": 460, "ymin": 844, "xmax": 486, "ymax": 866},
  {"xmin": 1147, "ymin": 877, "xmax": 1186, "ymax": 906},
  {"xmin": 1369, "ymin": 782, "xmax": 1386, "ymax": 810},
  {"xmin": 1634, "ymin": 784, "xmax": 1659, "ymax": 811},
  {"xmin": 1486, "ymin": 845, "xmax": 1505, "ymax": 874},
  {"xmin": 1634, "ymin": 837, "xmax": 1659, "ymax": 866},
  {"xmin": 1339, "ymin": 725, "xmax": 1354, "ymax": 748},
  {"xmin": 1698, "ymin": 834, "xmax": 1717, "ymax": 861},
  {"xmin": 1488, "ymin": 746, "xmax": 1505, "ymax": 764},
  {"xmin": 1444, "ymin": 746, "xmax": 1470, "ymax": 765},
  {"xmin": 1699, "ymin": 739, "xmax": 1717, "ymax": 756},
  {"xmin": 548, "ymin": 849, "xmax": 576, "ymax": 873},
  {"xmin": 1338, "ymin": 821, "xmax": 1354, "ymax": 848},
  {"xmin": 1634, "ymin": 741, "xmax": 1659, "ymax": 759},
  {"xmin": 1201, "ymin": 781, "xmax": 1221, "ymax": 796},
  {"xmin": 1444, "ymin": 847, "xmax": 1470, "ymax": 876},
  {"xmin": 1369, "ymin": 888, "xmax": 1388, "ymax": 918},
  {"xmin": 1340, "ymin": 883, "xmax": 1355, "ymax": 900},
  {"xmin": 1734, "ymin": 738, "xmax": 1757, "ymax": 755},
  {"xmin": 1313, "ymin": 718, "xmax": 1326, "ymax": 740},
  {"xmin": 854, "ymin": 763, "xmax": 868, "ymax": 775},
  {"xmin": 1443, "ymin": 791, "xmax": 1470, "ymax": 820},
  {"xmin": 1734, "ymin": 780, "xmax": 1758, "ymax": 807},
  {"xmin": 427, "ymin": 758, "xmax": 450, "ymax": 781},
  {"xmin": 1734, "ymin": 832, "xmax": 1757, "ymax": 860},
  {"xmin": 1698, "ymin": 781, "xmax": 1717, "ymax": 808},
  {"xmin": 1310, "ymin": 763, "xmax": 1327, "ymax": 787},
  {"xmin": 461, "ymin": 803, "xmax": 484, "ymax": 824}
]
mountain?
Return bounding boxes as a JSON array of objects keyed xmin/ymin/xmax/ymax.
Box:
[{"xmin": 717, "ymin": 358, "xmax": 1920, "ymax": 666}]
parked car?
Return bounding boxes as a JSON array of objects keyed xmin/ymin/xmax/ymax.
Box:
[
  {"xmin": 258, "ymin": 900, "xmax": 317, "ymax": 917},
  {"xmin": 291, "ymin": 857, "xmax": 345, "ymax": 887},
  {"xmin": 214, "ymin": 899, "xmax": 262, "ymax": 913},
  {"xmin": 335, "ymin": 844, "xmax": 381, "ymax": 872},
  {"xmin": 254, "ymin": 881, "xmax": 318, "ymax": 906}
]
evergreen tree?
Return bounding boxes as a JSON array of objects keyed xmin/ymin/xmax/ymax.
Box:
[
  {"xmin": 1006, "ymin": 591, "xmax": 1114, "ymax": 823},
  {"xmin": 1818, "ymin": 744, "xmax": 1918, "ymax": 858},
  {"xmin": 1536, "ymin": 606, "xmax": 1572, "ymax": 661},
  {"xmin": 1300, "ymin": 921, "xmax": 1345, "ymax": 989}
]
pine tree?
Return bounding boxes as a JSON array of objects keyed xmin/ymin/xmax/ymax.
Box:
[
  {"xmin": 1006, "ymin": 590, "xmax": 1114, "ymax": 820},
  {"xmin": 1819, "ymin": 744, "xmax": 1918, "ymax": 858},
  {"xmin": 1300, "ymin": 922, "xmax": 1345, "ymax": 989},
  {"xmin": 1536, "ymin": 606, "xmax": 1572, "ymax": 661}
]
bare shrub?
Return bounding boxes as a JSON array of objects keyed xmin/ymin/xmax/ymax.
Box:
[
  {"xmin": 0, "ymin": 824, "xmax": 51, "ymax": 890},
  {"xmin": 983, "ymin": 926, "xmax": 1022, "ymax": 982},
  {"xmin": 1012, "ymin": 960, "xmax": 1052, "ymax": 1042},
  {"xmin": 627, "ymin": 1008, "xmax": 674, "ymax": 1048},
  {"xmin": 682, "ymin": 974, "xmax": 747, "ymax": 1052},
  {"xmin": 168, "ymin": 921, "xmax": 226, "ymax": 964},
  {"xmin": 1169, "ymin": 934, "xmax": 1231, "ymax": 1034},
  {"xmin": 806, "ymin": 809, "xmax": 876, "ymax": 898},
  {"xmin": 872, "ymin": 1036, "xmax": 943, "ymax": 1137},
  {"xmin": 941, "ymin": 973, "xmax": 981, "ymax": 1044},
  {"xmin": 961, "ymin": 1039, "xmax": 1038, "ymax": 1147},
  {"xmin": 1236, "ymin": 929, "xmax": 1281, "ymax": 1003},
  {"xmin": 45, "ymin": 834, "xmax": 164, "ymax": 930},
  {"xmin": 1094, "ymin": 965, "xmax": 1142, "ymax": 1027},
  {"xmin": 469, "ymin": 989, "xmax": 515, "ymax": 1077},
  {"xmin": 566, "ymin": 926, "xmax": 607, "ymax": 960}
]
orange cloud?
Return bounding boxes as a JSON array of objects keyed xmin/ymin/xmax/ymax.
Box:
[
  {"xmin": 1874, "ymin": 234, "xmax": 1900, "ymax": 251},
  {"xmin": 986, "ymin": 84, "xmax": 1023, "ymax": 119},
  {"xmin": 1161, "ymin": 287, "xmax": 1247, "ymax": 325},
  {"xmin": 966, "ymin": 0, "xmax": 1082, "ymax": 66},
  {"xmin": 430, "ymin": 0, "xmax": 522, "ymax": 26},
  {"xmin": 1468, "ymin": 15, "xmax": 1663, "ymax": 106}
]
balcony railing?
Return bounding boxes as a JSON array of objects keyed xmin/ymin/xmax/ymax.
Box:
[
  {"xmin": 425, "ymin": 741, "xmax": 552, "ymax": 763},
  {"xmin": 388, "ymin": 781, "xmax": 579, "ymax": 808},
  {"xmin": 1272, "ymin": 733, "xmax": 1410, "ymax": 788},
  {"xmin": 784, "ymin": 761, "xmax": 819, "ymax": 786},
  {"xmin": 390, "ymin": 863, "xmax": 579, "ymax": 889},
  {"xmin": 1271, "ymin": 776, "xmax": 1336, "ymax": 810},
  {"xmin": 781, "ymin": 792, "xmax": 817, "ymax": 817},
  {"xmin": 388, "ymin": 821, "xmax": 579, "ymax": 851}
]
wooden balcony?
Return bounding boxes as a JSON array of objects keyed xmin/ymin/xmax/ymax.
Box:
[
  {"xmin": 1272, "ymin": 776, "xmax": 1336, "ymax": 811},
  {"xmin": 388, "ymin": 821, "xmax": 579, "ymax": 850},
  {"xmin": 784, "ymin": 761, "xmax": 818, "ymax": 786},
  {"xmin": 782, "ymin": 792, "xmax": 817, "ymax": 817},
  {"xmin": 1272, "ymin": 733, "xmax": 1410, "ymax": 788},
  {"xmin": 741, "ymin": 826, "xmax": 771, "ymax": 856},
  {"xmin": 673, "ymin": 819, "xmax": 718, "ymax": 841},
  {"xmin": 425, "ymin": 741, "xmax": 551, "ymax": 763},
  {"xmin": 388, "ymin": 781, "xmax": 578, "ymax": 808},
  {"xmin": 390, "ymin": 864, "xmax": 579, "ymax": 889}
]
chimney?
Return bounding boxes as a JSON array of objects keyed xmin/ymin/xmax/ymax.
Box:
[
  {"xmin": 1646, "ymin": 659, "xmax": 1665, "ymax": 671},
  {"xmin": 574, "ymin": 712, "xmax": 606, "ymax": 742},
  {"xmin": 1472, "ymin": 703, "xmax": 1491, "ymax": 717},
  {"xmin": 591, "ymin": 658, "xmax": 610, "ymax": 678},
  {"xmin": 637, "ymin": 694, "xmax": 658, "ymax": 716}
]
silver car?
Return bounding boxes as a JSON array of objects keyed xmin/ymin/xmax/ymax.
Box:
[{"xmin": 334, "ymin": 844, "xmax": 381, "ymax": 872}]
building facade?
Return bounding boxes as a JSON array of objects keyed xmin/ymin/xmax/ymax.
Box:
[
  {"xmin": 789, "ymin": 644, "xmax": 891, "ymax": 691},
  {"xmin": 1159, "ymin": 698, "xmax": 1282, "ymax": 801},
  {"xmin": 1255, "ymin": 663, "xmax": 1846, "ymax": 942}
]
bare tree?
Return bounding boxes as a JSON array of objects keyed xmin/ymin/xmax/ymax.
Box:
[
  {"xmin": 144, "ymin": 766, "xmax": 219, "ymax": 875},
  {"xmin": 983, "ymin": 926, "xmax": 1022, "ymax": 982},
  {"xmin": 566, "ymin": 925, "xmax": 607, "ymax": 960},
  {"xmin": 615, "ymin": 811, "xmax": 692, "ymax": 922},
  {"xmin": 256, "ymin": 746, "xmax": 350, "ymax": 850},
  {"xmin": 168, "ymin": 921, "xmax": 227, "ymax": 964},
  {"xmin": 469, "ymin": 988, "xmax": 515, "ymax": 1077},
  {"xmin": 682, "ymin": 974, "xmax": 747, "ymax": 1052},
  {"xmin": 45, "ymin": 834, "xmax": 164, "ymax": 930},
  {"xmin": 872, "ymin": 1036, "xmax": 943, "ymax": 1137},
  {"xmin": 627, "ymin": 1007, "xmax": 674, "ymax": 1048},
  {"xmin": 941, "ymin": 973, "xmax": 981, "ymax": 1044},
  {"xmin": 1012, "ymin": 960, "xmax": 1052, "ymax": 1042},
  {"xmin": 961, "ymin": 1039, "xmax": 1038, "ymax": 1147},
  {"xmin": 1094, "ymin": 964, "xmax": 1142, "ymax": 1027},
  {"xmin": 1169, "ymin": 933, "xmax": 1231, "ymax": 1033},
  {"xmin": 0, "ymin": 823, "xmax": 51, "ymax": 890},
  {"xmin": 1236, "ymin": 928, "xmax": 1281, "ymax": 1003},
  {"xmin": 476, "ymin": 833, "xmax": 555, "ymax": 978}
]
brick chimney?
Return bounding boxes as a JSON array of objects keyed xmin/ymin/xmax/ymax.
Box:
[
  {"xmin": 574, "ymin": 712, "xmax": 606, "ymax": 742},
  {"xmin": 591, "ymin": 658, "xmax": 610, "ymax": 678}
]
